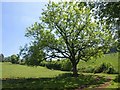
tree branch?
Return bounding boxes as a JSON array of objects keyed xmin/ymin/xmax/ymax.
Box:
[{"xmin": 49, "ymin": 46, "xmax": 70, "ymax": 58}]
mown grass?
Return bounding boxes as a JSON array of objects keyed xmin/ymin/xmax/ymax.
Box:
[
  {"xmin": 1, "ymin": 62, "xmax": 66, "ymax": 79},
  {"xmin": 2, "ymin": 73, "xmax": 112, "ymax": 90},
  {"xmin": 1, "ymin": 63, "xmax": 119, "ymax": 89},
  {"xmin": 77, "ymin": 53, "xmax": 119, "ymax": 89},
  {"xmin": 83, "ymin": 73, "xmax": 119, "ymax": 89},
  {"xmin": 1, "ymin": 53, "xmax": 119, "ymax": 89},
  {"xmin": 78, "ymin": 53, "xmax": 118, "ymax": 73}
]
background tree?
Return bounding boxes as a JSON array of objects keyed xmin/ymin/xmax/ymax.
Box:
[
  {"xmin": 4, "ymin": 56, "xmax": 11, "ymax": 62},
  {"xmin": 23, "ymin": 1, "xmax": 116, "ymax": 77},
  {"xmin": 10, "ymin": 54, "xmax": 19, "ymax": 64},
  {"xmin": 92, "ymin": 2, "xmax": 119, "ymax": 51},
  {"xmin": 99, "ymin": 2, "xmax": 120, "ymax": 24},
  {"xmin": 100, "ymin": 2, "xmax": 120, "ymax": 53},
  {"xmin": 0, "ymin": 54, "xmax": 4, "ymax": 62},
  {"xmin": 19, "ymin": 43, "xmax": 45, "ymax": 66}
]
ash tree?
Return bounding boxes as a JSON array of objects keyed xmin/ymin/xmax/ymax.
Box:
[{"xmin": 23, "ymin": 1, "xmax": 116, "ymax": 77}]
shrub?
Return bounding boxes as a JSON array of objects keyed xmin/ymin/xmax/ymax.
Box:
[
  {"xmin": 40, "ymin": 61, "xmax": 61, "ymax": 70},
  {"xmin": 83, "ymin": 66, "xmax": 94, "ymax": 73},
  {"xmin": 40, "ymin": 61, "xmax": 47, "ymax": 67},
  {"xmin": 40, "ymin": 59, "xmax": 72, "ymax": 71},
  {"xmin": 19, "ymin": 62, "xmax": 25, "ymax": 65},
  {"xmin": 10, "ymin": 54, "xmax": 19, "ymax": 64},
  {"xmin": 114, "ymin": 74, "xmax": 120, "ymax": 82},
  {"xmin": 60, "ymin": 59, "xmax": 72, "ymax": 71},
  {"xmin": 94, "ymin": 63, "xmax": 106, "ymax": 73},
  {"xmin": 47, "ymin": 61, "xmax": 61, "ymax": 70},
  {"xmin": 94, "ymin": 63, "xmax": 116, "ymax": 74},
  {"xmin": 105, "ymin": 66, "xmax": 116, "ymax": 74}
]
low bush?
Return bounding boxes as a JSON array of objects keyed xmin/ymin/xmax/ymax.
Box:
[
  {"xmin": 60, "ymin": 59, "xmax": 72, "ymax": 71},
  {"xmin": 40, "ymin": 59, "xmax": 72, "ymax": 71},
  {"xmin": 78, "ymin": 62, "xmax": 117, "ymax": 74},
  {"xmin": 19, "ymin": 62, "xmax": 25, "ymax": 65},
  {"xmin": 94, "ymin": 63, "xmax": 117, "ymax": 74},
  {"xmin": 39, "ymin": 58, "xmax": 118, "ymax": 74},
  {"xmin": 94, "ymin": 63, "xmax": 107, "ymax": 73},
  {"xmin": 45, "ymin": 61, "xmax": 61, "ymax": 70},
  {"xmin": 114, "ymin": 74, "xmax": 120, "ymax": 82},
  {"xmin": 84, "ymin": 66, "xmax": 94, "ymax": 73}
]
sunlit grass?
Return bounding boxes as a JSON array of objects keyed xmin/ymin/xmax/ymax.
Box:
[
  {"xmin": 2, "ymin": 62, "xmax": 66, "ymax": 79},
  {"xmin": 1, "ymin": 53, "xmax": 119, "ymax": 89},
  {"xmin": 2, "ymin": 73, "xmax": 111, "ymax": 89},
  {"xmin": 78, "ymin": 53, "xmax": 118, "ymax": 72}
]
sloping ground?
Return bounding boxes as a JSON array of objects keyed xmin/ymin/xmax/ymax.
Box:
[
  {"xmin": 1, "ymin": 62, "xmax": 66, "ymax": 79},
  {"xmin": 78, "ymin": 53, "xmax": 118, "ymax": 73},
  {"xmin": 76, "ymin": 73, "xmax": 119, "ymax": 89},
  {"xmin": 1, "ymin": 63, "xmax": 119, "ymax": 89},
  {"xmin": 2, "ymin": 73, "xmax": 113, "ymax": 89}
]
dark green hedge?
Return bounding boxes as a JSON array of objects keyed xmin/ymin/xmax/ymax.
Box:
[{"xmin": 40, "ymin": 59, "xmax": 72, "ymax": 71}]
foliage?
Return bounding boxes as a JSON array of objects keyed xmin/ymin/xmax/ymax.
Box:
[
  {"xmin": 60, "ymin": 59, "xmax": 72, "ymax": 71},
  {"xmin": 114, "ymin": 74, "xmax": 120, "ymax": 83},
  {"xmin": 4, "ymin": 56, "xmax": 11, "ymax": 62},
  {"xmin": 78, "ymin": 63, "xmax": 117, "ymax": 74},
  {"xmin": 99, "ymin": 2, "xmax": 120, "ymax": 24},
  {"xmin": 0, "ymin": 54, "xmax": 20, "ymax": 63},
  {"xmin": 19, "ymin": 44, "xmax": 45, "ymax": 66},
  {"xmin": 21, "ymin": 1, "xmax": 116, "ymax": 76},
  {"xmin": 10, "ymin": 54, "xmax": 19, "ymax": 64},
  {"xmin": 40, "ymin": 59, "xmax": 72, "ymax": 71},
  {"xmin": 94, "ymin": 63, "xmax": 116, "ymax": 74},
  {"xmin": 0, "ymin": 54, "xmax": 4, "ymax": 62},
  {"xmin": 43, "ymin": 61, "xmax": 61, "ymax": 70},
  {"xmin": 93, "ymin": 2, "xmax": 119, "ymax": 51},
  {"xmin": 78, "ymin": 53, "xmax": 118, "ymax": 74},
  {"xmin": 81, "ymin": 66, "xmax": 94, "ymax": 73}
]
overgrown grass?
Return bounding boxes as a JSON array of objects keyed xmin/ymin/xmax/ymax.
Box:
[{"xmin": 78, "ymin": 53, "xmax": 118, "ymax": 73}]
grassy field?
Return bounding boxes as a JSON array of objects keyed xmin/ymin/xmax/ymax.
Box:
[
  {"xmin": 1, "ymin": 64, "xmax": 119, "ymax": 89},
  {"xmin": 1, "ymin": 62, "xmax": 65, "ymax": 79},
  {"xmin": 1, "ymin": 53, "xmax": 119, "ymax": 89},
  {"xmin": 3, "ymin": 73, "xmax": 117, "ymax": 90},
  {"xmin": 78, "ymin": 53, "xmax": 118, "ymax": 73}
]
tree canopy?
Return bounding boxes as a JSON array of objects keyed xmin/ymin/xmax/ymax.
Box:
[
  {"xmin": 0, "ymin": 54, "xmax": 4, "ymax": 62},
  {"xmin": 10, "ymin": 54, "xmax": 19, "ymax": 64},
  {"xmin": 20, "ymin": 1, "xmax": 117, "ymax": 77}
]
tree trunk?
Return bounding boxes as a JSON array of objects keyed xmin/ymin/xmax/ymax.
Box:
[{"xmin": 72, "ymin": 63, "xmax": 78, "ymax": 77}]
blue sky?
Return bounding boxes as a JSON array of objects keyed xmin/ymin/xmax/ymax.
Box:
[{"xmin": 2, "ymin": 2, "xmax": 47, "ymax": 57}]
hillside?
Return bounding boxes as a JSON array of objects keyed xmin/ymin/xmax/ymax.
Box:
[
  {"xmin": 78, "ymin": 53, "xmax": 118, "ymax": 73},
  {"xmin": 1, "ymin": 62, "xmax": 66, "ymax": 79},
  {"xmin": 1, "ymin": 54, "xmax": 119, "ymax": 89}
]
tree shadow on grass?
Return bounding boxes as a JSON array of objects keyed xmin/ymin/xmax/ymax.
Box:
[
  {"xmin": 2, "ymin": 73, "xmax": 111, "ymax": 90},
  {"xmin": 114, "ymin": 74, "xmax": 120, "ymax": 83}
]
